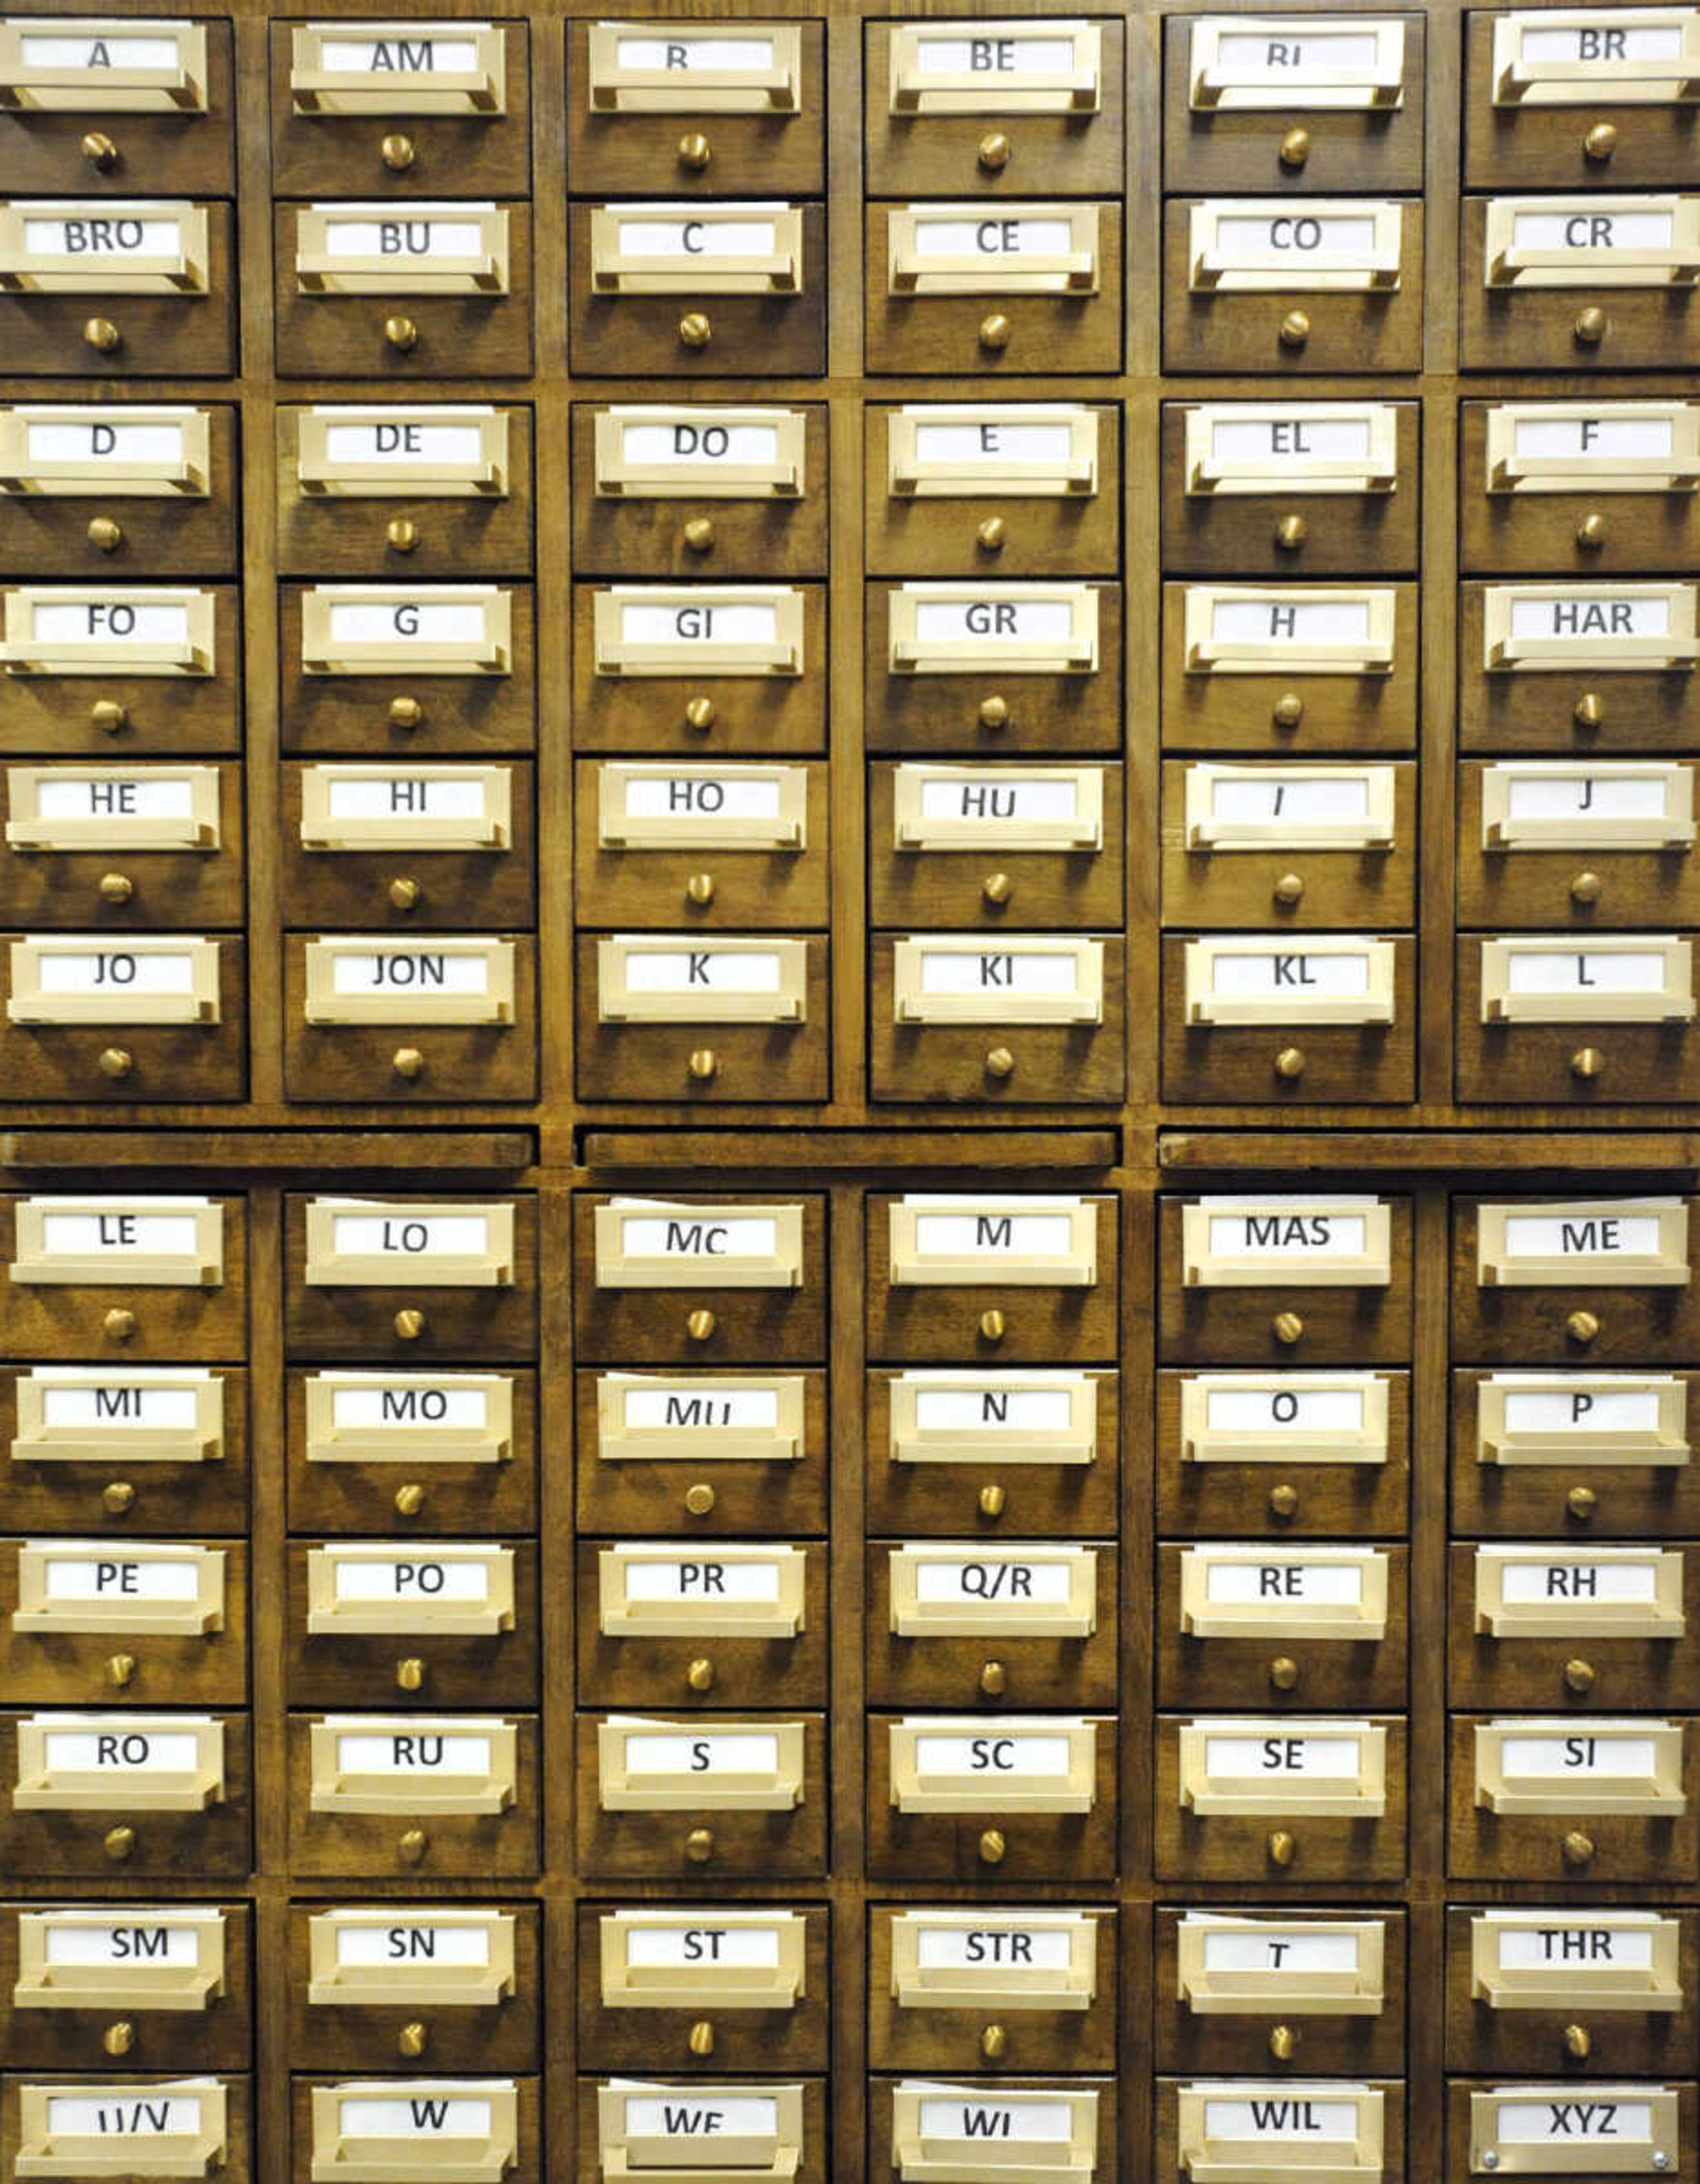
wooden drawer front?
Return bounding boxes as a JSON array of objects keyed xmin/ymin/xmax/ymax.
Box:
[
  {"xmin": 867, "ymin": 580, "xmax": 1124, "ymax": 755},
  {"xmin": 279, "ymin": 582, "xmax": 535, "ymax": 759},
  {"xmin": 0, "ymin": 1362, "xmax": 250, "ymax": 1536},
  {"xmin": 866, "ymin": 202, "xmax": 1124, "ymax": 377},
  {"xmin": 0, "ymin": 1707, "xmax": 251, "ymax": 1877},
  {"xmin": 286, "ymin": 1539, "xmax": 539, "ymax": 1709},
  {"xmin": 270, "ymin": 22, "xmax": 531, "ymax": 198},
  {"xmin": 1162, "ymin": 760, "xmax": 1416, "ymax": 930},
  {"xmin": 1155, "ymin": 1713, "xmax": 1409, "ymax": 1882},
  {"xmin": 1162, "ymin": 199, "xmax": 1423, "ymax": 375},
  {"xmin": 1458, "ymin": 762, "xmax": 1700, "ymax": 929},
  {"xmin": 1466, "ymin": 12, "xmax": 1700, "ymax": 189},
  {"xmin": 1451, "ymin": 1368, "xmax": 1700, "ymax": 1540},
  {"xmin": 1460, "ymin": 401, "xmax": 1700, "ymax": 577},
  {"xmin": 280, "ymin": 761, "xmax": 535, "ymax": 932},
  {"xmin": 1155, "ymin": 1541, "xmax": 1408, "ymax": 1711},
  {"xmin": 0, "ymin": 933, "xmax": 247, "ymax": 1103},
  {"xmin": 574, "ymin": 1366, "xmax": 828, "ymax": 1538},
  {"xmin": 1154, "ymin": 1908, "xmax": 1408, "ymax": 2077},
  {"xmin": 1462, "ymin": 195, "xmax": 1700, "ymax": 371},
  {"xmin": 0, "ymin": 2074, "xmax": 251, "ymax": 2184},
  {"xmin": 576, "ymin": 1901, "xmax": 829, "ymax": 2074},
  {"xmin": 0, "ymin": 201, "xmax": 236, "ymax": 378},
  {"xmin": 0, "ymin": 1899, "xmax": 251, "ymax": 2072},
  {"xmin": 868, "ymin": 1906, "xmax": 1117, "ymax": 2072},
  {"xmin": 0, "ymin": 22, "xmax": 235, "ymax": 196},
  {"xmin": 571, "ymin": 403, "xmax": 828, "ymax": 579},
  {"xmin": 565, "ymin": 19, "xmax": 826, "ymax": 197},
  {"xmin": 1447, "ymin": 1713, "xmax": 1700, "ymax": 1881},
  {"xmin": 870, "ymin": 762, "xmax": 1124, "ymax": 931},
  {"xmin": 1158, "ymin": 1369, "xmax": 1413, "ymax": 1540},
  {"xmin": 579, "ymin": 2074, "xmax": 828, "ymax": 2183},
  {"xmin": 0, "ymin": 762, "xmax": 244, "ymax": 930},
  {"xmin": 1456, "ymin": 934, "xmax": 1700, "ymax": 1105},
  {"xmin": 574, "ymin": 759, "xmax": 828, "ymax": 931},
  {"xmin": 0, "ymin": 404, "xmax": 238, "ymax": 577},
  {"xmin": 1459, "ymin": 581, "xmax": 1700, "ymax": 755},
  {"xmin": 1156, "ymin": 2076, "xmax": 1403, "ymax": 2184},
  {"xmin": 276, "ymin": 405, "xmax": 535, "ymax": 579},
  {"xmin": 274, "ymin": 205, "xmax": 533, "ymax": 381},
  {"xmin": 286, "ymin": 1712, "xmax": 540, "ymax": 1879},
  {"xmin": 1158, "ymin": 1195, "xmax": 1415, "ymax": 1366},
  {"xmin": 1444, "ymin": 2077, "xmax": 1697, "ymax": 2184},
  {"xmin": 1450, "ymin": 1197, "xmax": 1700, "ymax": 1365},
  {"xmin": 573, "ymin": 1193, "xmax": 828, "ymax": 1365},
  {"xmin": 0, "ymin": 582, "xmax": 241, "ymax": 757},
  {"xmin": 866, "ymin": 1540, "xmax": 1119, "ymax": 1709},
  {"xmin": 866, "ymin": 1713, "xmax": 1119, "ymax": 1881},
  {"xmin": 871, "ymin": 2076, "xmax": 1114, "ymax": 2182},
  {"xmin": 575, "ymin": 1710, "xmax": 828, "ymax": 1879},
  {"xmin": 0, "ymin": 1192, "xmax": 246, "ymax": 1362},
  {"xmin": 1161, "ymin": 401, "xmax": 1420, "ymax": 577},
  {"xmin": 576, "ymin": 1537, "xmax": 827, "ymax": 1708},
  {"xmin": 568, "ymin": 202, "xmax": 827, "ymax": 380},
  {"xmin": 286, "ymin": 1366, "xmax": 538, "ymax": 1538},
  {"xmin": 864, "ymin": 19, "xmax": 1126, "ymax": 199},
  {"xmin": 0, "ymin": 1536, "xmax": 246, "ymax": 1706},
  {"xmin": 1447, "ymin": 1540, "xmax": 1700, "ymax": 1711},
  {"xmin": 866, "ymin": 403, "xmax": 1122, "ymax": 578},
  {"xmin": 293, "ymin": 2074, "xmax": 538, "ymax": 2184},
  {"xmin": 1163, "ymin": 15, "xmax": 1426, "ymax": 195},
  {"xmin": 866, "ymin": 1368, "xmax": 1120, "ymax": 1539},
  {"xmin": 286, "ymin": 1902, "xmax": 541, "ymax": 2073},
  {"xmin": 866, "ymin": 1192, "xmax": 1120, "ymax": 1365},
  {"xmin": 1444, "ymin": 1904, "xmax": 1700, "ymax": 2077},
  {"xmin": 283, "ymin": 1193, "xmax": 539, "ymax": 1363}
]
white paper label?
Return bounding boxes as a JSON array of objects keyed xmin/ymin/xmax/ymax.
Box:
[
  {"xmin": 1202, "ymin": 2097, "xmax": 1360, "ymax": 2141},
  {"xmin": 321, "ymin": 217, "xmax": 482, "ymax": 262},
  {"xmin": 1501, "ymin": 1386, "xmax": 1663, "ymax": 1434},
  {"xmin": 1205, "ymin": 1734, "xmax": 1359, "ymax": 1776},
  {"xmin": 329, "ymin": 1213, "xmax": 489, "ymax": 1258},
  {"xmin": 338, "ymin": 2096, "xmax": 491, "ymax": 2138},
  {"xmin": 622, "ymin": 2093, "xmax": 777, "ymax": 2137},
  {"xmin": 912, "ymin": 1211, "xmax": 1072, "ymax": 1257},
  {"xmin": 913, "ymin": 1733, "xmax": 1070, "ymax": 1776},
  {"xmin": 624, "ymin": 1925, "xmax": 780, "ymax": 1969},
  {"xmin": 19, "ymin": 32, "xmax": 182, "ymax": 70},
  {"xmin": 25, "ymin": 418, "xmax": 185, "ymax": 464},
  {"xmin": 1514, "ymin": 415, "xmax": 1676, "ymax": 461},
  {"xmin": 620, "ymin": 1384, "xmax": 778, "ymax": 1429},
  {"xmin": 38, "ymin": 1379, "xmax": 199, "ymax": 1428},
  {"xmin": 1204, "ymin": 1385, "xmax": 1367, "ymax": 1432},
  {"xmin": 1205, "ymin": 1212, "xmax": 1368, "ymax": 1255},
  {"xmin": 914, "ymin": 1386, "xmax": 1072, "ymax": 1430},
  {"xmin": 618, "ymin": 1214, "xmax": 778, "ymax": 1258},
  {"xmin": 22, "ymin": 216, "xmax": 179, "ymax": 259},
  {"xmin": 1494, "ymin": 2099, "xmax": 1654, "ymax": 2145},
  {"xmin": 1208, "ymin": 949, "xmax": 1370, "ymax": 999},
  {"xmin": 329, "ymin": 949, "xmax": 489, "ymax": 996},
  {"xmin": 325, "ymin": 600, "xmax": 487, "ymax": 644},
  {"xmin": 30, "ymin": 600, "xmax": 187, "ymax": 645},
  {"xmin": 913, "ymin": 1558, "xmax": 1073, "ymax": 1604},
  {"xmin": 1504, "ymin": 773, "xmax": 1669, "ymax": 821},
  {"xmin": 916, "ymin": 2098, "xmax": 1070, "ymax": 2143},
  {"xmin": 914, "ymin": 1925, "xmax": 1072, "ymax": 1969},
  {"xmin": 915, "ymin": 598, "xmax": 1071, "ymax": 643},
  {"xmin": 617, "ymin": 219, "xmax": 775, "ymax": 259},
  {"xmin": 919, "ymin": 775, "xmax": 1079, "ymax": 822},
  {"xmin": 1505, "ymin": 949, "xmax": 1668, "ymax": 996},
  {"xmin": 1214, "ymin": 28, "xmax": 1382, "ymax": 76},
  {"xmin": 44, "ymin": 2095, "xmax": 201, "ymax": 2137},
  {"xmin": 619, "ymin": 602, "xmax": 777, "ymax": 647},
  {"xmin": 1510, "ymin": 596, "xmax": 1669, "ymax": 640},
  {"xmin": 1495, "ymin": 1926, "xmax": 1655, "ymax": 1970},
  {"xmin": 330, "ymin": 1382, "xmax": 488, "ymax": 1428},
  {"xmin": 622, "ymin": 1732, "xmax": 780, "ymax": 1775},
  {"xmin": 914, "ymin": 419, "xmax": 1074, "ymax": 463},
  {"xmin": 332, "ymin": 1558, "xmax": 490, "ymax": 1602},
  {"xmin": 1501, "ymin": 1733, "xmax": 1655, "ymax": 1777},
  {"xmin": 1501, "ymin": 1213, "xmax": 1659, "ymax": 1258},
  {"xmin": 620, "ymin": 420, "xmax": 780, "ymax": 468},
  {"xmin": 322, "ymin": 421, "xmax": 483, "ymax": 466},
  {"xmin": 1213, "ymin": 215, "xmax": 1377, "ymax": 262},
  {"xmin": 622, "ymin": 1559, "xmax": 781, "ymax": 1603},
  {"xmin": 1212, "ymin": 597, "xmax": 1371, "ymax": 644},
  {"xmin": 1201, "ymin": 1929, "xmax": 1360, "ymax": 1974},
  {"xmin": 42, "ymin": 1554, "xmax": 198, "ymax": 1601},
  {"xmin": 1512, "ymin": 210, "xmax": 1675, "ymax": 253},
  {"xmin": 1211, "ymin": 416, "xmax": 1372, "ymax": 462},
  {"xmin": 317, "ymin": 34, "xmax": 480, "ymax": 74},
  {"xmin": 620, "ymin": 949, "xmax": 781, "ymax": 994},
  {"xmin": 334, "ymin": 1732, "xmax": 492, "ymax": 1774},
  {"xmin": 35, "ymin": 776, "xmax": 195, "ymax": 821},
  {"xmin": 1210, "ymin": 775, "xmax": 1370, "ymax": 824},
  {"xmin": 914, "ymin": 217, "xmax": 1071, "ymax": 258},
  {"xmin": 1205, "ymin": 1560, "xmax": 1364, "ymax": 1605},
  {"xmin": 336, "ymin": 1923, "xmax": 490, "ymax": 1968},
  {"xmin": 44, "ymin": 1921, "xmax": 201, "ymax": 1967},
  {"xmin": 919, "ymin": 948, "xmax": 1078, "ymax": 996},
  {"xmin": 43, "ymin": 1728, "xmax": 197, "ymax": 1771},
  {"xmin": 614, "ymin": 35, "xmax": 775, "ymax": 71},
  {"xmin": 38, "ymin": 1210, "xmax": 197, "ymax": 1257}
]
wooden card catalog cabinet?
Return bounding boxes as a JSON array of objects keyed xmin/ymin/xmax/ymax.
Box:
[
  {"xmin": 598, "ymin": 1542, "xmax": 805, "ymax": 1638},
  {"xmin": 596, "ymin": 2080, "xmax": 803, "ymax": 2184},
  {"xmin": 307, "ymin": 1908, "xmax": 516, "ymax": 2007},
  {"xmin": 1183, "ymin": 935, "xmax": 1396, "ymax": 1027},
  {"xmin": 595, "ymin": 1372, "xmax": 804, "ymax": 1465},
  {"xmin": 892, "ymin": 935, "xmax": 1103, "ymax": 1025},
  {"xmin": 1484, "ymin": 196, "xmax": 1700, "ymax": 287},
  {"xmin": 589, "ymin": 203, "xmax": 803, "ymax": 293},
  {"xmin": 1473, "ymin": 1717, "xmax": 1686, "ymax": 1814},
  {"xmin": 1185, "ymin": 406, "xmax": 1399, "ymax": 498},
  {"xmin": 1185, "ymin": 588, "xmax": 1395, "ymax": 675},
  {"xmin": 889, "ymin": 583, "xmax": 1097, "ymax": 675},
  {"xmin": 305, "ymin": 1371, "xmax": 513, "ymax": 1467},
  {"xmin": 300, "ymin": 766, "xmax": 510, "ymax": 852},
  {"xmin": 0, "ymin": 201, "xmax": 208, "ymax": 291},
  {"xmin": 593, "ymin": 586, "xmax": 803, "ymax": 676},
  {"xmin": 12, "ymin": 1538, "xmax": 224, "ymax": 1633},
  {"xmin": 12, "ymin": 1195, "xmax": 222, "ymax": 1284},
  {"xmin": 893, "ymin": 764, "xmax": 1102, "ymax": 852},
  {"xmin": 1470, "ymin": 1911, "xmax": 1683, "ymax": 2011},
  {"xmin": 1486, "ymin": 404, "xmax": 1700, "ymax": 495},
  {"xmin": 595, "ymin": 1199, "xmax": 803, "ymax": 1288},
  {"xmin": 1179, "ymin": 1545, "xmax": 1387, "ymax": 1640},
  {"xmin": 1475, "ymin": 1373, "xmax": 1691, "ymax": 1467},
  {"xmin": 586, "ymin": 23, "xmax": 803, "ymax": 111},
  {"xmin": 596, "ymin": 1714, "xmax": 806, "ymax": 1810},
  {"xmin": 1189, "ymin": 202, "xmax": 1402, "ymax": 291},
  {"xmin": 599, "ymin": 1907, "xmax": 806, "ymax": 2010},
  {"xmin": 1177, "ymin": 1914, "xmax": 1386, "ymax": 2015},
  {"xmin": 1480, "ymin": 763, "xmax": 1696, "ymax": 851},
  {"xmin": 887, "ymin": 204, "xmax": 1101, "ymax": 293},
  {"xmin": 888, "ymin": 20, "xmax": 1101, "ymax": 112},
  {"xmin": 1484, "ymin": 585, "xmax": 1700, "ymax": 671},
  {"xmin": 1183, "ymin": 766, "xmax": 1396, "ymax": 853},
  {"xmin": 1468, "ymin": 2084, "xmax": 1679, "ymax": 2176},
  {"xmin": 1189, "ymin": 18, "xmax": 1406, "ymax": 107},
  {"xmin": 309, "ymin": 2079, "xmax": 518, "ymax": 2184},
  {"xmin": 1476, "ymin": 1200, "xmax": 1691, "ymax": 1286},
  {"xmin": 888, "ymin": 405, "xmax": 1098, "ymax": 498},
  {"xmin": 597, "ymin": 763, "xmax": 806, "ymax": 852},
  {"xmin": 295, "ymin": 205, "xmax": 509, "ymax": 294},
  {"xmin": 296, "ymin": 409, "xmax": 509, "ymax": 499},
  {"xmin": 0, "ymin": 407, "xmax": 210, "ymax": 497},
  {"xmin": 14, "ymin": 1905, "xmax": 226, "ymax": 2010},
  {"xmin": 596, "ymin": 935, "xmax": 807, "ymax": 1023},
  {"xmin": 12, "ymin": 1369, "xmax": 222, "ymax": 1470},
  {"xmin": 7, "ymin": 934, "xmax": 220, "ymax": 1025},
  {"xmin": 889, "ymin": 1909, "xmax": 1097, "ymax": 2010},
  {"xmin": 14, "ymin": 1711, "xmax": 224, "ymax": 1808},
  {"xmin": 889, "ymin": 1715, "xmax": 1097, "ymax": 1814},
  {"xmin": 2, "ymin": 587, "xmax": 213, "ymax": 675},
  {"xmin": 302, "ymin": 936, "xmax": 515, "ymax": 1026},
  {"xmin": 306, "ymin": 1542, "xmax": 514, "ymax": 1636},
  {"xmin": 1478, "ymin": 936, "xmax": 1696, "ymax": 1023},
  {"xmin": 13, "ymin": 2077, "xmax": 228, "ymax": 2177},
  {"xmin": 1176, "ymin": 2081, "xmax": 1383, "ymax": 2184},
  {"xmin": 1473, "ymin": 1545, "xmax": 1685, "ymax": 1637},
  {"xmin": 1183, "ymin": 1198, "xmax": 1393, "ymax": 1288},
  {"xmin": 290, "ymin": 23, "xmax": 506, "ymax": 113},
  {"xmin": 7, "ymin": 765, "xmax": 221, "ymax": 852},
  {"xmin": 306, "ymin": 1199, "xmax": 514, "ymax": 1287},
  {"xmin": 309, "ymin": 1716, "xmax": 518, "ymax": 1814},
  {"xmin": 891, "ymin": 2080, "xmax": 1098, "ymax": 2183},
  {"xmin": 888, "ymin": 1542, "xmax": 1097, "ymax": 1637},
  {"xmin": 594, "ymin": 408, "xmax": 805, "ymax": 499},
  {"xmin": 1180, "ymin": 1373, "xmax": 1391, "ymax": 1466},
  {"xmin": 1179, "ymin": 1718, "xmax": 1387, "ymax": 1816},
  {"xmin": 1493, "ymin": 8, "xmax": 1700, "ymax": 102},
  {"xmin": 301, "ymin": 587, "xmax": 510, "ymax": 677},
  {"xmin": 890, "ymin": 1371, "xmax": 1100, "ymax": 1466},
  {"xmin": 0, "ymin": 18, "xmax": 208, "ymax": 110},
  {"xmin": 889, "ymin": 1196, "xmax": 1098, "ymax": 1286}
]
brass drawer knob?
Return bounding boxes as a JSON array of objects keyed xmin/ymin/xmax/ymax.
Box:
[
  {"xmin": 678, "ymin": 130, "xmax": 712, "ymax": 171},
  {"xmin": 686, "ymin": 1656, "xmax": 715, "ymax": 1693},
  {"xmin": 980, "ymin": 2022, "xmax": 1008, "ymax": 2059},
  {"xmin": 106, "ymin": 1652, "xmax": 135, "ymax": 1688},
  {"xmin": 91, "ymin": 699, "xmax": 129, "ymax": 735},
  {"xmin": 388, "ymin": 876, "xmax": 421, "ymax": 911},
  {"xmin": 1274, "ymin": 1047, "xmax": 1305, "ymax": 1082},
  {"xmin": 1561, "ymin": 1829, "xmax": 1595, "ymax": 1867},
  {"xmin": 685, "ymin": 1825, "xmax": 714, "ymax": 1862},
  {"xmin": 81, "ymin": 131, "xmax": 120, "ymax": 172},
  {"xmin": 103, "ymin": 1308, "xmax": 137, "ymax": 1342},
  {"xmin": 688, "ymin": 1049, "xmax": 718, "ymax": 1082},
  {"xmin": 984, "ymin": 1046, "xmax": 1016, "ymax": 1080},
  {"xmin": 1566, "ymin": 1484, "xmax": 1598, "ymax": 1523},
  {"xmin": 1272, "ymin": 872, "xmax": 1305, "ymax": 906},
  {"xmin": 979, "ymin": 312, "xmax": 1011, "ymax": 352},
  {"xmin": 1268, "ymin": 1482, "xmax": 1300, "ymax": 1521},
  {"xmin": 394, "ymin": 1308, "xmax": 427, "ymax": 1340},
  {"xmin": 99, "ymin": 1047, "xmax": 134, "ymax": 1081},
  {"xmin": 683, "ymin": 517, "xmax": 715, "ymax": 555},
  {"xmin": 103, "ymin": 1482, "xmax": 136, "ymax": 1515},
  {"xmin": 1278, "ymin": 309, "xmax": 1310, "ymax": 350},
  {"xmin": 1272, "ymin": 691, "xmax": 1304, "ymax": 730},
  {"xmin": 687, "ymin": 1308, "xmax": 716, "ymax": 1342},
  {"xmin": 1570, "ymin": 1047, "xmax": 1605, "ymax": 1082},
  {"xmin": 1575, "ymin": 513, "xmax": 1607, "ymax": 551},
  {"xmin": 397, "ymin": 2021, "xmax": 428, "ymax": 2057},
  {"xmin": 978, "ymin": 1658, "xmax": 1006, "ymax": 1696},
  {"xmin": 1573, "ymin": 691, "xmax": 1603, "ymax": 730},
  {"xmin": 389, "ymin": 695, "xmax": 424, "ymax": 731},
  {"xmin": 977, "ymin": 516, "xmax": 1005, "ymax": 553},
  {"xmin": 395, "ymin": 1656, "xmax": 425, "ymax": 1691},
  {"xmin": 1271, "ymin": 1311, "xmax": 1304, "ymax": 1346},
  {"xmin": 688, "ymin": 2018, "xmax": 715, "ymax": 2055},
  {"xmin": 1268, "ymin": 2023, "xmax": 1300, "ymax": 2061},
  {"xmin": 1569, "ymin": 869, "xmax": 1602, "ymax": 905},
  {"xmin": 1563, "ymin": 2022, "xmax": 1592, "ymax": 2059},
  {"xmin": 1573, "ymin": 304, "xmax": 1609, "ymax": 346},
  {"xmin": 397, "ymin": 1827, "xmax": 427, "ymax": 1865},
  {"xmin": 386, "ymin": 517, "xmax": 420, "ymax": 554},
  {"xmin": 394, "ymin": 1482, "xmax": 427, "ymax": 1516},
  {"xmin": 978, "ymin": 130, "xmax": 1011, "ymax": 172},
  {"xmin": 1274, "ymin": 513, "xmax": 1307, "ymax": 552},
  {"xmin": 982, "ymin": 871, "xmax": 1012, "ymax": 906},
  {"xmin": 381, "ymin": 132, "xmax": 416, "ymax": 172},
  {"xmin": 687, "ymin": 872, "xmax": 715, "ymax": 906},
  {"xmin": 383, "ymin": 314, "xmax": 419, "ymax": 353},
  {"xmin": 684, "ymin": 1482, "xmax": 716, "ymax": 1516},
  {"xmin": 978, "ymin": 1483, "xmax": 1006, "ymax": 1520},
  {"xmin": 685, "ymin": 695, "xmax": 716, "ymax": 732},
  {"xmin": 103, "ymin": 2020, "xmax": 134, "ymax": 2057},
  {"xmin": 100, "ymin": 871, "xmax": 134, "ymax": 903},
  {"xmin": 1268, "ymin": 1655, "xmax": 1299, "ymax": 1691},
  {"xmin": 1267, "ymin": 1828, "xmax": 1297, "ymax": 1867},
  {"xmin": 392, "ymin": 1047, "xmax": 425, "ymax": 1083},
  {"xmin": 679, "ymin": 310, "xmax": 712, "ymax": 349},
  {"xmin": 1278, "ymin": 125, "xmax": 1310, "ymax": 169},
  {"xmin": 83, "ymin": 316, "xmax": 121, "ymax": 354},
  {"xmin": 1564, "ymin": 1656, "xmax": 1596, "ymax": 1694},
  {"xmin": 978, "ymin": 1308, "xmax": 1006, "ymax": 1342},
  {"xmin": 87, "ymin": 516, "xmax": 123, "ymax": 554},
  {"xmin": 1583, "ymin": 121, "xmax": 1618, "ymax": 162},
  {"xmin": 1566, "ymin": 1309, "xmax": 1600, "ymax": 1345},
  {"xmin": 103, "ymin": 1825, "xmax": 135, "ymax": 1862},
  {"xmin": 978, "ymin": 1827, "xmax": 1006, "ymax": 1865},
  {"xmin": 978, "ymin": 695, "xmax": 1011, "ymax": 733}
]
